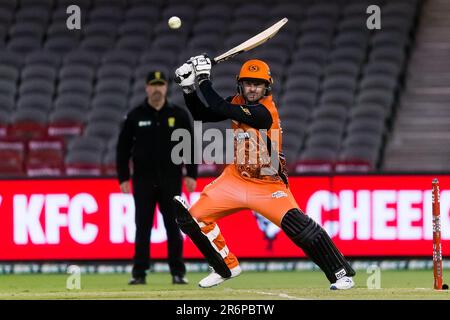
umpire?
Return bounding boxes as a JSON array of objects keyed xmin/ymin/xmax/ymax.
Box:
[{"xmin": 116, "ymin": 71, "xmax": 197, "ymax": 285}]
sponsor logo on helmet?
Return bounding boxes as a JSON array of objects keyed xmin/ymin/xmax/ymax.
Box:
[{"xmin": 248, "ymin": 65, "xmax": 259, "ymax": 72}]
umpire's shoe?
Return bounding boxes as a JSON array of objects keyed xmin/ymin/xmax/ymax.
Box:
[
  {"xmin": 330, "ymin": 276, "xmax": 355, "ymax": 290},
  {"xmin": 128, "ymin": 276, "xmax": 146, "ymax": 285},
  {"xmin": 172, "ymin": 275, "xmax": 189, "ymax": 284}
]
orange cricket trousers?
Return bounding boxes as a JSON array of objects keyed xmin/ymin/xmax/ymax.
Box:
[{"xmin": 189, "ymin": 165, "xmax": 299, "ymax": 269}]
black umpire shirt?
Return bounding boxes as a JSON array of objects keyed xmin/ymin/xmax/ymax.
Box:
[{"xmin": 116, "ymin": 99, "xmax": 197, "ymax": 183}]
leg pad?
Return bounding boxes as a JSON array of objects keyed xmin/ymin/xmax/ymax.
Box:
[
  {"xmin": 281, "ymin": 208, "xmax": 355, "ymax": 283},
  {"xmin": 173, "ymin": 197, "xmax": 231, "ymax": 278}
]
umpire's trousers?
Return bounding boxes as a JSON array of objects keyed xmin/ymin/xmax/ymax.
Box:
[{"xmin": 131, "ymin": 177, "xmax": 186, "ymax": 278}]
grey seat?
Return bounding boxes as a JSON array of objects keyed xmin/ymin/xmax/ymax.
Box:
[
  {"xmin": 308, "ymin": 118, "xmax": 345, "ymax": 136},
  {"xmin": 342, "ymin": 132, "xmax": 382, "ymax": 149},
  {"xmin": 319, "ymin": 89, "xmax": 354, "ymax": 107},
  {"xmin": 281, "ymin": 91, "xmax": 317, "ymax": 109},
  {"xmin": 324, "ymin": 62, "xmax": 360, "ymax": 78},
  {"xmin": 19, "ymin": 81, "xmax": 54, "ymax": 96},
  {"xmin": 7, "ymin": 37, "xmax": 41, "ymax": 54},
  {"xmin": 322, "ymin": 75, "xmax": 357, "ymax": 92},
  {"xmin": 333, "ymin": 32, "xmax": 369, "ymax": 50},
  {"xmin": 299, "ymin": 147, "xmax": 338, "ymax": 162},
  {"xmin": 125, "ymin": 5, "xmax": 159, "ymax": 21},
  {"xmin": 284, "ymin": 76, "xmax": 320, "ymax": 93},
  {"xmin": 102, "ymin": 49, "xmax": 137, "ymax": 67},
  {"xmin": 359, "ymin": 74, "xmax": 398, "ymax": 91},
  {"xmin": 292, "ymin": 48, "xmax": 328, "ymax": 64},
  {"xmin": 198, "ymin": 4, "xmax": 232, "ymax": 20},
  {"xmin": 63, "ymin": 50, "xmax": 100, "ymax": 68},
  {"xmin": 347, "ymin": 118, "xmax": 385, "ymax": 135},
  {"xmin": 15, "ymin": 6, "xmax": 50, "ymax": 25},
  {"xmin": 234, "ymin": 4, "xmax": 268, "ymax": 20},
  {"xmin": 91, "ymin": 94, "xmax": 127, "ymax": 111},
  {"xmin": 306, "ymin": 2, "xmax": 340, "ymax": 19},
  {"xmin": 9, "ymin": 22, "xmax": 44, "ymax": 38},
  {"xmin": 0, "ymin": 80, "xmax": 16, "ymax": 98},
  {"xmin": 97, "ymin": 64, "xmax": 132, "ymax": 80},
  {"xmin": 372, "ymin": 31, "xmax": 410, "ymax": 47},
  {"xmin": 89, "ymin": 6, "xmax": 123, "ymax": 24},
  {"xmin": 152, "ymin": 35, "xmax": 186, "ymax": 51},
  {"xmin": 57, "ymin": 80, "xmax": 93, "ymax": 96},
  {"xmin": 0, "ymin": 51, "xmax": 24, "ymax": 69},
  {"xmin": 356, "ymin": 89, "xmax": 394, "ymax": 108},
  {"xmin": 0, "ymin": 65, "xmax": 19, "ymax": 82},
  {"xmin": 272, "ymin": 3, "xmax": 304, "ymax": 21},
  {"xmin": 60, "ymin": 62, "xmax": 95, "ymax": 79},
  {"xmin": 49, "ymin": 108, "xmax": 87, "ymax": 125},
  {"xmin": 17, "ymin": 93, "xmax": 53, "ymax": 112},
  {"xmin": 116, "ymin": 35, "xmax": 150, "ymax": 52},
  {"xmin": 95, "ymin": 79, "xmax": 130, "ymax": 95},
  {"xmin": 12, "ymin": 107, "xmax": 47, "ymax": 124},
  {"xmin": 329, "ymin": 47, "xmax": 366, "ymax": 65},
  {"xmin": 369, "ymin": 47, "xmax": 406, "ymax": 66},
  {"xmin": 0, "ymin": 95, "xmax": 14, "ymax": 111},
  {"xmin": 54, "ymin": 94, "xmax": 90, "ymax": 110},
  {"xmin": 119, "ymin": 20, "xmax": 153, "ymax": 38},
  {"xmin": 192, "ymin": 19, "xmax": 227, "ymax": 35},
  {"xmin": 80, "ymin": 36, "xmax": 115, "ymax": 53},
  {"xmin": 83, "ymin": 22, "xmax": 118, "ymax": 38},
  {"xmin": 287, "ymin": 61, "xmax": 324, "ymax": 78},
  {"xmin": 25, "ymin": 50, "xmax": 61, "ymax": 68},
  {"xmin": 297, "ymin": 32, "xmax": 332, "ymax": 50},
  {"xmin": 312, "ymin": 104, "xmax": 348, "ymax": 122},
  {"xmin": 338, "ymin": 146, "xmax": 379, "ymax": 167},
  {"xmin": 21, "ymin": 65, "xmax": 57, "ymax": 81},
  {"xmin": 139, "ymin": 49, "xmax": 177, "ymax": 66},
  {"xmin": 67, "ymin": 136, "xmax": 105, "ymax": 153},
  {"xmin": 305, "ymin": 133, "xmax": 341, "ymax": 151},
  {"xmin": 363, "ymin": 61, "xmax": 402, "ymax": 77},
  {"xmin": 349, "ymin": 104, "xmax": 388, "ymax": 120},
  {"xmin": 84, "ymin": 120, "xmax": 120, "ymax": 142},
  {"xmin": 88, "ymin": 108, "xmax": 123, "ymax": 124},
  {"xmin": 44, "ymin": 36, "xmax": 79, "ymax": 54}
]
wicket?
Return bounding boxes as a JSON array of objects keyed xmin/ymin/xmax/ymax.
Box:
[{"xmin": 432, "ymin": 178, "xmax": 443, "ymax": 290}]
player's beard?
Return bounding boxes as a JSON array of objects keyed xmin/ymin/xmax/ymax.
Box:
[{"xmin": 245, "ymin": 92, "xmax": 263, "ymax": 103}]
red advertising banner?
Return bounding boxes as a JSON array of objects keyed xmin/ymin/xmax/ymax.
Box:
[{"xmin": 0, "ymin": 175, "xmax": 449, "ymax": 260}]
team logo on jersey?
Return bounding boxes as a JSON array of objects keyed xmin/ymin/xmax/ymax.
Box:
[
  {"xmin": 271, "ymin": 191, "xmax": 287, "ymax": 198},
  {"xmin": 138, "ymin": 121, "xmax": 152, "ymax": 127},
  {"xmin": 168, "ymin": 117, "xmax": 175, "ymax": 127},
  {"xmin": 240, "ymin": 106, "xmax": 251, "ymax": 116}
]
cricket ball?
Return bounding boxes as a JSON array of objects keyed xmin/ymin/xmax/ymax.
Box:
[{"xmin": 168, "ymin": 16, "xmax": 181, "ymax": 29}]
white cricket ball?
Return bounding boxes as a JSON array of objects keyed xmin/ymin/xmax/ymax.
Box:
[{"xmin": 168, "ymin": 16, "xmax": 181, "ymax": 29}]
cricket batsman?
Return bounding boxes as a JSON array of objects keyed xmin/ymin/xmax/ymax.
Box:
[{"xmin": 173, "ymin": 54, "xmax": 355, "ymax": 290}]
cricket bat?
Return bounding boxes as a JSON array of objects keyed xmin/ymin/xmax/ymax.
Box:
[{"xmin": 175, "ymin": 17, "xmax": 288, "ymax": 83}]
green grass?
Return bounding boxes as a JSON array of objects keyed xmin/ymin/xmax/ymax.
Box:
[{"xmin": 0, "ymin": 270, "xmax": 449, "ymax": 300}]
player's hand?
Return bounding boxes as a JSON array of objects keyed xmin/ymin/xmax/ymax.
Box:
[
  {"xmin": 190, "ymin": 54, "xmax": 211, "ymax": 84},
  {"xmin": 120, "ymin": 181, "xmax": 131, "ymax": 193},
  {"xmin": 175, "ymin": 63, "xmax": 196, "ymax": 93},
  {"xmin": 184, "ymin": 177, "xmax": 197, "ymax": 192}
]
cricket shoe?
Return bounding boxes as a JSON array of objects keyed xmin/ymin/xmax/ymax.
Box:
[
  {"xmin": 198, "ymin": 265, "xmax": 242, "ymax": 288},
  {"xmin": 330, "ymin": 276, "xmax": 355, "ymax": 290}
]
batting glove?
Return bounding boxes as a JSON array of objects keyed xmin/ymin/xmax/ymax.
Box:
[
  {"xmin": 190, "ymin": 54, "xmax": 212, "ymax": 84},
  {"xmin": 175, "ymin": 63, "xmax": 196, "ymax": 93}
]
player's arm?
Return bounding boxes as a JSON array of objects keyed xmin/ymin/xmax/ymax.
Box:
[
  {"xmin": 116, "ymin": 114, "xmax": 134, "ymax": 183},
  {"xmin": 199, "ymin": 80, "xmax": 273, "ymax": 129},
  {"xmin": 183, "ymin": 90, "xmax": 228, "ymax": 122}
]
